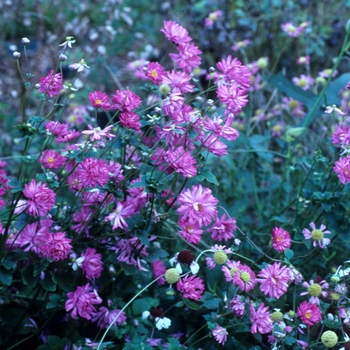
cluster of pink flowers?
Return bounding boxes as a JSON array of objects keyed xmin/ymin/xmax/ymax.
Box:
[
  {"xmin": 38, "ymin": 69, "xmax": 63, "ymax": 98},
  {"xmin": 45, "ymin": 121, "xmax": 80, "ymax": 143}
]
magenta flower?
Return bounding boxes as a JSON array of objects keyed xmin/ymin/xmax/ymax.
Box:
[
  {"xmin": 271, "ymin": 227, "xmax": 291, "ymax": 252},
  {"xmin": 65, "ymin": 283, "xmax": 102, "ymax": 320},
  {"xmin": 146, "ymin": 62, "xmax": 165, "ymax": 85},
  {"xmin": 162, "ymin": 92, "xmax": 185, "ymax": 117},
  {"xmin": 297, "ymin": 301, "xmax": 322, "ymax": 326},
  {"xmin": 250, "ymin": 303, "xmax": 273, "ymax": 334},
  {"xmin": 200, "ymin": 134, "xmax": 228, "ymax": 157},
  {"xmin": 208, "ymin": 214, "xmax": 237, "ymax": 241},
  {"xmin": 18, "ymin": 222, "xmax": 50, "ymax": 254},
  {"xmin": 161, "ymin": 20, "xmax": 192, "ymax": 46},
  {"xmin": 216, "ymin": 56, "xmax": 252, "ymax": 89},
  {"xmin": 203, "ymin": 114, "xmax": 239, "ymax": 141},
  {"xmin": 178, "ymin": 219, "xmax": 203, "ymax": 244},
  {"xmin": 106, "ymin": 201, "xmax": 134, "ymax": 230},
  {"xmin": 167, "ymin": 146, "xmax": 197, "ymax": 178},
  {"xmin": 151, "ymin": 260, "xmax": 166, "ymax": 285},
  {"xmin": 300, "ymin": 279, "xmax": 328, "ymax": 304},
  {"xmin": 204, "ymin": 10, "xmax": 223, "ymax": 28},
  {"xmin": 82, "ymin": 125, "xmax": 115, "ymax": 141},
  {"xmin": 23, "ymin": 179, "xmax": 56, "ymax": 216},
  {"xmin": 92, "ymin": 307, "xmax": 127, "ymax": 328},
  {"xmin": 80, "ymin": 248, "xmax": 103, "ymax": 280},
  {"xmin": 169, "ymin": 42, "xmax": 202, "ymax": 73},
  {"xmin": 40, "ymin": 149, "xmax": 66, "ymax": 169},
  {"xmin": 222, "ymin": 260, "xmax": 257, "ymax": 292},
  {"xmin": 230, "ymin": 296, "xmax": 245, "ymax": 318},
  {"xmin": 177, "ymin": 184, "xmax": 218, "ymax": 227},
  {"xmin": 292, "ymin": 74, "xmax": 314, "ymax": 90},
  {"xmin": 88, "ymin": 91, "xmax": 110, "ymax": 110},
  {"xmin": 302, "ymin": 222, "xmax": 331, "ymax": 248},
  {"xmin": 257, "ymin": 262, "xmax": 290, "ymax": 299},
  {"xmin": 41, "ymin": 231, "xmax": 72, "ymax": 261},
  {"xmin": 111, "ymin": 89, "xmax": 142, "ymax": 111},
  {"xmin": 119, "ymin": 111, "xmax": 141, "ymax": 131},
  {"xmin": 334, "ymin": 155, "xmax": 350, "ymax": 184},
  {"xmin": 281, "ymin": 22, "xmax": 307, "ymax": 37},
  {"xmin": 217, "ymin": 83, "xmax": 249, "ymax": 115},
  {"xmin": 38, "ymin": 70, "xmax": 63, "ymax": 98},
  {"xmin": 162, "ymin": 70, "xmax": 194, "ymax": 93},
  {"xmin": 212, "ymin": 326, "xmax": 228, "ymax": 345},
  {"xmin": 176, "ymin": 274, "xmax": 205, "ymax": 301}
]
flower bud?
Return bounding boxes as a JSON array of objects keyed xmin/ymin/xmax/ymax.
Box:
[
  {"xmin": 21, "ymin": 37, "xmax": 30, "ymax": 45},
  {"xmin": 213, "ymin": 251, "xmax": 227, "ymax": 265},
  {"xmin": 165, "ymin": 268, "xmax": 180, "ymax": 284},
  {"xmin": 159, "ymin": 84, "xmax": 171, "ymax": 95},
  {"xmin": 271, "ymin": 311, "xmax": 283, "ymax": 322},
  {"xmin": 209, "ymin": 66, "xmax": 216, "ymax": 73},
  {"xmin": 321, "ymin": 330, "xmax": 338, "ymax": 348},
  {"xmin": 257, "ymin": 57, "xmax": 268, "ymax": 69},
  {"xmin": 13, "ymin": 51, "xmax": 21, "ymax": 58},
  {"xmin": 59, "ymin": 54, "xmax": 68, "ymax": 61}
]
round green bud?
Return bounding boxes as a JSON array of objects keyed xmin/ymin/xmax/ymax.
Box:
[
  {"xmin": 165, "ymin": 268, "xmax": 180, "ymax": 284},
  {"xmin": 271, "ymin": 311, "xmax": 283, "ymax": 322},
  {"xmin": 257, "ymin": 57, "xmax": 268, "ymax": 69},
  {"xmin": 288, "ymin": 310, "xmax": 295, "ymax": 318},
  {"xmin": 213, "ymin": 251, "xmax": 228, "ymax": 265},
  {"xmin": 159, "ymin": 84, "xmax": 171, "ymax": 95},
  {"xmin": 321, "ymin": 330, "xmax": 338, "ymax": 348}
]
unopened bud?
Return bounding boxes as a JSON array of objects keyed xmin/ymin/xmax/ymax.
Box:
[
  {"xmin": 13, "ymin": 51, "xmax": 21, "ymax": 58},
  {"xmin": 165, "ymin": 268, "xmax": 180, "ymax": 284},
  {"xmin": 321, "ymin": 330, "xmax": 338, "ymax": 348},
  {"xmin": 59, "ymin": 54, "xmax": 68, "ymax": 61},
  {"xmin": 21, "ymin": 37, "xmax": 30, "ymax": 45},
  {"xmin": 209, "ymin": 67, "xmax": 216, "ymax": 73}
]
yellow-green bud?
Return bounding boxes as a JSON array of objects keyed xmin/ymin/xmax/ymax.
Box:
[
  {"xmin": 271, "ymin": 311, "xmax": 283, "ymax": 322},
  {"xmin": 257, "ymin": 57, "xmax": 268, "ymax": 69},
  {"xmin": 165, "ymin": 268, "xmax": 180, "ymax": 284},
  {"xmin": 316, "ymin": 76, "xmax": 326, "ymax": 85},
  {"xmin": 321, "ymin": 330, "xmax": 338, "ymax": 348},
  {"xmin": 285, "ymin": 127, "xmax": 305, "ymax": 142},
  {"xmin": 288, "ymin": 310, "xmax": 295, "ymax": 318},
  {"xmin": 213, "ymin": 251, "xmax": 228, "ymax": 265},
  {"xmin": 159, "ymin": 84, "xmax": 171, "ymax": 95}
]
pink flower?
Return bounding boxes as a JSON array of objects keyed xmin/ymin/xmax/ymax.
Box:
[
  {"xmin": 297, "ymin": 56, "xmax": 310, "ymax": 65},
  {"xmin": 146, "ymin": 62, "xmax": 165, "ymax": 85},
  {"xmin": 162, "ymin": 92, "xmax": 185, "ymax": 117},
  {"xmin": 106, "ymin": 201, "xmax": 134, "ymax": 230},
  {"xmin": 176, "ymin": 274, "xmax": 205, "ymax": 301},
  {"xmin": 332, "ymin": 126, "xmax": 350, "ymax": 147},
  {"xmin": 40, "ymin": 149, "xmax": 66, "ymax": 169},
  {"xmin": 339, "ymin": 308, "xmax": 350, "ymax": 325},
  {"xmin": 222, "ymin": 260, "xmax": 257, "ymax": 292},
  {"xmin": 152, "ymin": 260, "xmax": 166, "ymax": 285},
  {"xmin": 162, "ymin": 70, "xmax": 194, "ymax": 93},
  {"xmin": 45, "ymin": 121, "xmax": 69, "ymax": 137},
  {"xmin": 297, "ymin": 301, "xmax": 322, "ymax": 326},
  {"xmin": 334, "ymin": 155, "xmax": 350, "ymax": 184},
  {"xmin": 80, "ymin": 248, "xmax": 103, "ymax": 280},
  {"xmin": 257, "ymin": 262, "xmax": 290, "ymax": 299},
  {"xmin": 161, "ymin": 21, "xmax": 192, "ymax": 46},
  {"xmin": 230, "ymin": 296, "xmax": 245, "ymax": 318},
  {"xmin": 23, "ymin": 179, "xmax": 56, "ymax": 216},
  {"xmin": 169, "ymin": 42, "xmax": 202, "ymax": 73},
  {"xmin": 302, "ymin": 222, "xmax": 331, "ymax": 248},
  {"xmin": 178, "ymin": 218, "xmax": 203, "ymax": 244},
  {"xmin": 41, "ymin": 231, "xmax": 72, "ymax": 261},
  {"xmin": 203, "ymin": 114, "xmax": 239, "ymax": 141},
  {"xmin": 282, "ymin": 22, "xmax": 307, "ymax": 37},
  {"xmin": 167, "ymin": 146, "xmax": 197, "ymax": 178},
  {"xmin": 250, "ymin": 303, "xmax": 273, "ymax": 334},
  {"xmin": 92, "ymin": 307, "xmax": 127, "ymax": 328},
  {"xmin": 208, "ymin": 214, "xmax": 237, "ymax": 241},
  {"xmin": 119, "ymin": 111, "xmax": 141, "ymax": 131},
  {"xmin": 212, "ymin": 326, "xmax": 227, "ymax": 345},
  {"xmin": 18, "ymin": 222, "xmax": 50, "ymax": 254},
  {"xmin": 292, "ymin": 74, "xmax": 314, "ymax": 90},
  {"xmin": 300, "ymin": 279, "xmax": 328, "ymax": 304},
  {"xmin": 217, "ymin": 83, "xmax": 249, "ymax": 115},
  {"xmin": 88, "ymin": 91, "xmax": 110, "ymax": 110},
  {"xmin": 200, "ymin": 134, "xmax": 228, "ymax": 157},
  {"xmin": 231, "ymin": 39, "xmax": 251, "ymax": 52},
  {"xmin": 216, "ymin": 56, "xmax": 252, "ymax": 89},
  {"xmin": 177, "ymin": 184, "xmax": 218, "ymax": 227},
  {"xmin": 271, "ymin": 227, "xmax": 291, "ymax": 252},
  {"xmin": 65, "ymin": 283, "xmax": 102, "ymax": 320},
  {"xmin": 204, "ymin": 10, "xmax": 223, "ymax": 28},
  {"xmin": 111, "ymin": 90, "xmax": 142, "ymax": 111},
  {"xmin": 38, "ymin": 70, "xmax": 63, "ymax": 98},
  {"xmin": 82, "ymin": 125, "xmax": 115, "ymax": 141}
]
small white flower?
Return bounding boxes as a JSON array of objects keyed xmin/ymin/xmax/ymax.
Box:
[
  {"xmin": 69, "ymin": 58, "xmax": 90, "ymax": 72},
  {"xmin": 325, "ymin": 105, "xmax": 346, "ymax": 116},
  {"xmin": 190, "ymin": 261, "xmax": 200, "ymax": 274},
  {"xmin": 155, "ymin": 316, "xmax": 171, "ymax": 330}
]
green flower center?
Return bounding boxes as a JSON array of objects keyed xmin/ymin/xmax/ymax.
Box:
[
  {"xmin": 240, "ymin": 271, "xmax": 250, "ymax": 283},
  {"xmin": 298, "ymin": 79, "xmax": 307, "ymax": 87},
  {"xmin": 213, "ymin": 251, "xmax": 227, "ymax": 265},
  {"xmin": 308, "ymin": 283, "xmax": 322, "ymax": 296},
  {"xmin": 311, "ymin": 229, "xmax": 323, "ymax": 241},
  {"xmin": 229, "ymin": 268, "xmax": 239, "ymax": 277}
]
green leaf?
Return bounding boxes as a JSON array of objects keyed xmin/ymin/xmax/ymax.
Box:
[
  {"xmin": 195, "ymin": 171, "xmax": 219, "ymax": 185},
  {"xmin": 46, "ymin": 293, "xmax": 65, "ymax": 309},
  {"xmin": 182, "ymin": 297, "xmax": 201, "ymax": 310},
  {"xmin": 51, "ymin": 272, "xmax": 74, "ymax": 292},
  {"xmin": 0, "ymin": 267, "xmax": 13, "ymax": 286},
  {"xmin": 21, "ymin": 265, "xmax": 38, "ymax": 287},
  {"xmin": 284, "ymin": 249, "xmax": 294, "ymax": 259},
  {"xmin": 40, "ymin": 274, "xmax": 57, "ymax": 292},
  {"xmin": 132, "ymin": 297, "xmax": 159, "ymax": 315},
  {"xmin": 285, "ymin": 335, "xmax": 297, "ymax": 345}
]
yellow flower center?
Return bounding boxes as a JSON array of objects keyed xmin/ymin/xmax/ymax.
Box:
[
  {"xmin": 95, "ymin": 99, "xmax": 103, "ymax": 105},
  {"xmin": 47, "ymin": 157, "xmax": 55, "ymax": 164},
  {"xmin": 308, "ymin": 283, "xmax": 322, "ymax": 297},
  {"xmin": 297, "ymin": 79, "xmax": 307, "ymax": 87},
  {"xmin": 305, "ymin": 311, "xmax": 312, "ymax": 319},
  {"xmin": 288, "ymin": 100, "xmax": 298, "ymax": 109},
  {"xmin": 150, "ymin": 70, "xmax": 158, "ymax": 78},
  {"xmin": 311, "ymin": 229, "xmax": 323, "ymax": 241}
]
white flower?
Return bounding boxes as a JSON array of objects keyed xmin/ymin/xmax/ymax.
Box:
[
  {"xmin": 325, "ymin": 105, "xmax": 346, "ymax": 116},
  {"xmin": 155, "ymin": 316, "xmax": 171, "ymax": 330},
  {"xmin": 69, "ymin": 58, "xmax": 90, "ymax": 72},
  {"xmin": 190, "ymin": 261, "xmax": 200, "ymax": 274}
]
